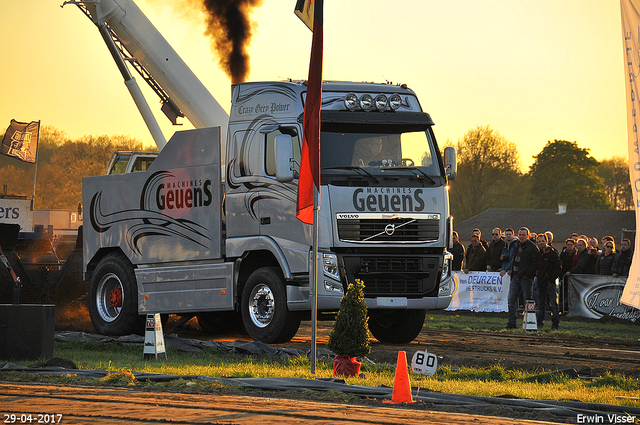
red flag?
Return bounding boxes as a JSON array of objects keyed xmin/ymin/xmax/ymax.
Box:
[{"xmin": 296, "ymin": 0, "xmax": 323, "ymax": 224}]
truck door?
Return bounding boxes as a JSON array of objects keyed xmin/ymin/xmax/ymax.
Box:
[
  {"xmin": 225, "ymin": 129, "xmax": 261, "ymax": 238},
  {"xmin": 260, "ymin": 126, "xmax": 310, "ymax": 273}
]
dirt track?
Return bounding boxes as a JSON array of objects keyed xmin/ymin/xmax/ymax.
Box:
[
  {"xmin": 0, "ymin": 382, "xmax": 559, "ymax": 425},
  {"xmin": 57, "ymin": 303, "xmax": 640, "ymax": 374},
  {"xmin": 50, "ymin": 270, "xmax": 640, "ymax": 376},
  {"xmin": 211, "ymin": 314, "xmax": 640, "ymax": 377}
]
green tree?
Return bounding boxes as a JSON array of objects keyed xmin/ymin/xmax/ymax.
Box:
[
  {"xmin": 36, "ymin": 134, "xmax": 147, "ymax": 209},
  {"xmin": 0, "ymin": 164, "xmax": 32, "ymax": 197},
  {"xmin": 447, "ymin": 125, "xmax": 523, "ymax": 222},
  {"xmin": 597, "ymin": 156, "xmax": 633, "ymax": 210},
  {"xmin": 0, "ymin": 126, "xmax": 149, "ymax": 209},
  {"xmin": 528, "ymin": 140, "xmax": 611, "ymax": 210}
]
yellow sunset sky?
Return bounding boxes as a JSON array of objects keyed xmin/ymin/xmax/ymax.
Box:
[{"xmin": 0, "ymin": 1, "xmax": 629, "ymax": 170}]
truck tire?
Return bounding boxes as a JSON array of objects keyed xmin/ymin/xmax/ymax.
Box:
[
  {"xmin": 241, "ymin": 267, "xmax": 301, "ymax": 344},
  {"xmin": 89, "ymin": 252, "xmax": 144, "ymax": 336},
  {"xmin": 368, "ymin": 309, "xmax": 426, "ymax": 344},
  {"xmin": 197, "ymin": 311, "xmax": 244, "ymax": 335}
]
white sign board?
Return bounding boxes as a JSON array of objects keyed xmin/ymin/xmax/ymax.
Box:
[
  {"xmin": 411, "ymin": 350, "xmax": 437, "ymax": 376},
  {"xmin": 0, "ymin": 198, "xmax": 32, "ymax": 232},
  {"xmin": 447, "ymin": 271, "xmax": 510, "ymax": 312}
]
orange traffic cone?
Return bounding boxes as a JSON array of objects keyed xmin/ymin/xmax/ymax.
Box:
[{"xmin": 383, "ymin": 351, "xmax": 415, "ymax": 404}]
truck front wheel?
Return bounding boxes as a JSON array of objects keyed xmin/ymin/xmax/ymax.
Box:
[
  {"xmin": 89, "ymin": 252, "xmax": 144, "ymax": 335},
  {"xmin": 241, "ymin": 267, "xmax": 301, "ymax": 344},
  {"xmin": 368, "ymin": 309, "xmax": 426, "ymax": 344}
]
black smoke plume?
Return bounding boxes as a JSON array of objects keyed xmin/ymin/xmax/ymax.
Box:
[{"xmin": 201, "ymin": 0, "xmax": 264, "ymax": 84}]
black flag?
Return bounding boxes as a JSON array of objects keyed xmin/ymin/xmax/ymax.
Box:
[{"xmin": 1, "ymin": 120, "xmax": 39, "ymax": 164}]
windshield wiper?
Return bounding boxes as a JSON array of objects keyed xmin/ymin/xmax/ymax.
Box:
[
  {"xmin": 322, "ymin": 166, "xmax": 380, "ymax": 184},
  {"xmin": 383, "ymin": 167, "xmax": 437, "ymax": 184}
]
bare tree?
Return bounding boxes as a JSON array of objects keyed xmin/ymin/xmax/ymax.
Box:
[{"xmin": 447, "ymin": 125, "xmax": 522, "ymax": 222}]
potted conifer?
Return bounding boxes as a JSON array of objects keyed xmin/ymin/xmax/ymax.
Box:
[{"xmin": 327, "ymin": 279, "xmax": 371, "ymax": 377}]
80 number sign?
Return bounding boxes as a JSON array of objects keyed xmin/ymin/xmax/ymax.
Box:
[{"xmin": 411, "ymin": 350, "xmax": 438, "ymax": 376}]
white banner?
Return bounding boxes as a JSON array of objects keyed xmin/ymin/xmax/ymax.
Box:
[
  {"xmin": 0, "ymin": 198, "xmax": 33, "ymax": 232},
  {"xmin": 621, "ymin": 0, "xmax": 640, "ymax": 309},
  {"xmin": 447, "ymin": 271, "xmax": 509, "ymax": 312}
]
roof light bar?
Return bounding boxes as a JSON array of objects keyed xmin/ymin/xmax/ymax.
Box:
[{"xmin": 343, "ymin": 92, "xmax": 403, "ymax": 111}]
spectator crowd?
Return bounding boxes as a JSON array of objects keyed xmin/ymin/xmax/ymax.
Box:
[{"xmin": 449, "ymin": 228, "xmax": 634, "ymax": 331}]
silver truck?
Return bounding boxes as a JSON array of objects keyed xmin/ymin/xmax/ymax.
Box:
[{"xmin": 73, "ymin": 0, "xmax": 457, "ymax": 344}]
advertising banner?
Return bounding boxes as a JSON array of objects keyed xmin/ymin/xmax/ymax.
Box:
[
  {"xmin": 0, "ymin": 198, "xmax": 32, "ymax": 232},
  {"xmin": 568, "ymin": 274, "xmax": 640, "ymax": 322},
  {"xmin": 447, "ymin": 271, "xmax": 509, "ymax": 312},
  {"xmin": 620, "ymin": 0, "xmax": 640, "ymax": 309}
]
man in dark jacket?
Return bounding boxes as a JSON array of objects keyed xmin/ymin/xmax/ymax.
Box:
[
  {"xmin": 486, "ymin": 228, "xmax": 505, "ymax": 272},
  {"xmin": 559, "ymin": 238, "xmax": 576, "ymax": 276},
  {"xmin": 536, "ymin": 233, "xmax": 561, "ymax": 330},
  {"xmin": 506, "ymin": 227, "xmax": 540, "ymax": 329},
  {"xmin": 613, "ymin": 238, "xmax": 633, "ymax": 277},
  {"xmin": 450, "ymin": 231, "xmax": 465, "ymax": 271},
  {"xmin": 464, "ymin": 234, "xmax": 487, "ymax": 272},
  {"xmin": 465, "ymin": 229, "xmax": 488, "ymax": 267}
]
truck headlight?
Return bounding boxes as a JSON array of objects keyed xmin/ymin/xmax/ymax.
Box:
[
  {"xmin": 345, "ymin": 92, "xmax": 359, "ymax": 110},
  {"xmin": 359, "ymin": 94, "xmax": 374, "ymax": 111},
  {"xmin": 439, "ymin": 254, "xmax": 452, "ymax": 296},
  {"xmin": 441, "ymin": 257, "xmax": 451, "ymax": 282},
  {"xmin": 439, "ymin": 279, "xmax": 451, "ymax": 296},
  {"xmin": 324, "ymin": 280, "xmax": 344, "ymax": 293},
  {"xmin": 375, "ymin": 94, "xmax": 388, "ymax": 111},
  {"xmin": 389, "ymin": 93, "xmax": 402, "ymax": 110},
  {"xmin": 323, "ymin": 253, "xmax": 340, "ymax": 280}
]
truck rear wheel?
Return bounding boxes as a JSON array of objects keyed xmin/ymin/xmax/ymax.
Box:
[
  {"xmin": 368, "ymin": 309, "xmax": 426, "ymax": 344},
  {"xmin": 241, "ymin": 267, "xmax": 301, "ymax": 344},
  {"xmin": 89, "ymin": 252, "xmax": 144, "ymax": 335}
]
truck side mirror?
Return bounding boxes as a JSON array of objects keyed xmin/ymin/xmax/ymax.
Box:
[
  {"xmin": 274, "ymin": 134, "xmax": 295, "ymax": 183},
  {"xmin": 444, "ymin": 146, "xmax": 457, "ymax": 180}
]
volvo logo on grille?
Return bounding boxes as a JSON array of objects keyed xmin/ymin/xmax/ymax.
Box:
[{"xmin": 385, "ymin": 224, "xmax": 396, "ymax": 235}]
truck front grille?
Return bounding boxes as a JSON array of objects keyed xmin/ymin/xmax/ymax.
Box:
[
  {"xmin": 337, "ymin": 215, "xmax": 439, "ymax": 243},
  {"xmin": 340, "ymin": 255, "xmax": 440, "ymax": 297}
]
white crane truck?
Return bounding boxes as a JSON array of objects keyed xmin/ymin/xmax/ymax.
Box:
[{"xmin": 70, "ymin": 0, "xmax": 457, "ymax": 344}]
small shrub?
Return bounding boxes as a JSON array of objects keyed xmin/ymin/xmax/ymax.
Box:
[{"xmin": 327, "ymin": 279, "xmax": 371, "ymax": 358}]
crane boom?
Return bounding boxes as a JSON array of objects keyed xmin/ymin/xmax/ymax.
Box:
[{"xmin": 66, "ymin": 0, "xmax": 229, "ymax": 149}]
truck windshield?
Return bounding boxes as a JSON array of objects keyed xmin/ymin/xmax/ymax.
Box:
[{"xmin": 320, "ymin": 128, "xmax": 442, "ymax": 176}]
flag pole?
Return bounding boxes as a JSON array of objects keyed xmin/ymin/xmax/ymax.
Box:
[
  {"xmin": 311, "ymin": 185, "xmax": 321, "ymax": 373},
  {"xmin": 293, "ymin": 0, "xmax": 323, "ymax": 373},
  {"xmin": 30, "ymin": 121, "xmax": 41, "ymax": 210}
]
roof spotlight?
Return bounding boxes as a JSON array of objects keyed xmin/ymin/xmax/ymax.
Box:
[
  {"xmin": 389, "ymin": 93, "xmax": 402, "ymax": 110},
  {"xmin": 375, "ymin": 94, "xmax": 388, "ymax": 111},
  {"xmin": 344, "ymin": 92, "xmax": 359, "ymax": 111},
  {"xmin": 359, "ymin": 93, "xmax": 374, "ymax": 111}
]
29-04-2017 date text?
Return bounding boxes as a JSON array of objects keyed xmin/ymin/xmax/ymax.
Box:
[{"xmin": 4, "ymin": 414, "xmax": 63, "ymax": 424}]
